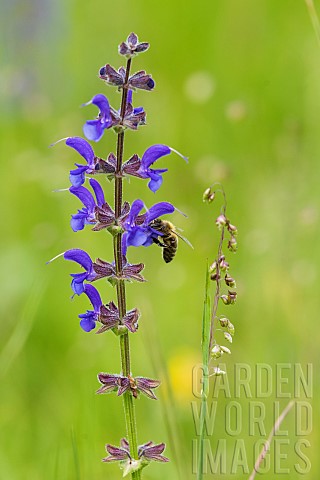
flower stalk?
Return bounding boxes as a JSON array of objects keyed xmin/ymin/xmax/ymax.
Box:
[
  {"xmin": 50, "ymin": 32, "xmax": 188, "ymax": 478},
  {"xmin": 197, "ymin": 185, "xmax": 238, "ymax": 480}
]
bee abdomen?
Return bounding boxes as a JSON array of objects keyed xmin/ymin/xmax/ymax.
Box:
[{"xmin": 162, "ymin": 235, "xmax": 178, "ymax": 263}]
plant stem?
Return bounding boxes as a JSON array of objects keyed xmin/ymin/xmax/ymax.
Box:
[{"xmin": 113, "ymin": 57, "xmax": 141, "ymax": 479}]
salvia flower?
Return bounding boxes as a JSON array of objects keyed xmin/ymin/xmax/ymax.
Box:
[
  {"xmin": 63, "ymin": 248, "xmax": 97, "ymax": 295},
  {"xmin": 118, "ymin": 32, "xmax": 150, "ymax": 57},
  {"xmin": 97, "ymin": 373, "xmax": 160, "ymax": 399},
  {"xmin": 62, "ymin": 136, "xmax": 115, "ymax": 186},
  {"xmin": 70, "ymin": 178, "xmax": 105, "ymax": 231},
  {"xmin": 79, "ymin": 284, "xmax": 103, "ymax": 332},
  {"xmin": 122, "ymin": 199, "xmax": 175, "ymax": 253},
  {"xmin": 122, "ymin": 144, "xmax": 188, "ymax": 192},
  {"xmin": 83, "ymin": 94, "xmax": 113, "ymax": 141}
]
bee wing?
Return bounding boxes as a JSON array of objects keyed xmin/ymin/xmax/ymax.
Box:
[{"xmin": 174, "ymin": 231, "xmax": 194, "ymax": 249}]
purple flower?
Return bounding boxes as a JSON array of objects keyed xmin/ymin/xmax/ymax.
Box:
[
  {"xmin": 93, "ymin": 201, "xmax": 129, "ymax": 232},
  {"xmin": 92, "ymin": 256, "xmax": 146, "ymax": 284},
  {"xmin": 138, "ymin": 441, "xmax": 169, "ymax": 463},
  {"xmin": 63, "ymin": 249, "xmax": 97, "ymax": 295},
  {"xmin": 102, "ymin": 438, "xmax": 168, "ymax": 464},
  {"xmin": 103, "ymin": 438, "xmax": 131, "ymax": 462},
  {"xmin": 110, "ymin": 100, "xmax": 146, "ymax": 131},
  {"xmin": 129, "ymin": 70, "xmax": 155, "ymax": 91},
  {"xmin": 83, "ymin": 94, "xmax": 112, "ymax": 142},
  {"xmin": 97, "ymin": 373, "xmax": 160, "ymax": 399},
  {"xmin": 122, "ymin": 144, "xmax": 188, "ymax": 192},
  {"xmin": 122, "ymin": 199, "xmax": 175, "ymax": 254},
  {"xmin": 96, "ymin": 302, "xmax": 140, "ymax": 334},
  {"xmin": 99, "ymin": 65, "xmax": 155, "ymax": 91},
  {"xmin": 78, "ymin": 284, "xmax": 102, "ymax": 332},
  {"xmin": 118, "ymin": 32, "xmax": 150, "ymax": 57},
  {"xmin": 70, "ymin": 178, "xmax": 105, "ymax": 231},
  {"xmin": 99, "ymin": 64, "xmax": 126, "ymax": 88},
  {"xmin": 65, "ymin": 137, "xmax": 97, "ymax": 187}
]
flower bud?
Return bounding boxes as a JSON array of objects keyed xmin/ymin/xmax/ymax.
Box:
[
  {"xmin": 225, "ymin": 274, "xmax": 236, "ymax": 288},
  {"xmin": 220, "ymin": 345, "xmax": 231, "ymax": 354},
  {"xmin": 227, "ymin": 322, "xmax": 235, "ymax": 335},
  {"xmin": 219, "ymin": 317, "xmax": 229, "ymax": 328},
  {"xmin": 224, "ymin": 332, "xmax": 233, "ymax": 343},
  {"xmin": 228, "ymin": 223, "xmax": 238, "ymax": 236},
  {"xmin": 209, "ymin": 261, "xmax": 217, "ymax": 273},
  {"xmin": 228, "ymin": 236, "xmax": 237, "ymax": 252},
  {"xmin": 211, "ymin": 345, "xmax": 222, "ymax": 358},
  {"xmin": 221, "ymin": 290, "xmax": 237, "ymax": 305},
  {"xmin": 216, "ymin": 214, "xmax": 227, "ymax": 230},
  {"xmin": 228, "ymin": 290, "xmax": 237, "ymax": 304},
  {"xmin": 210, "ymin": 272, "xmax": 220, "ymax": 282},
  {"xmin": 218, "ymin": 255, "xmax": 229, "ymax": 272},
  {"xmin": 221, "ymin": 294, "xmax": 230, "ymax": 305},
  {"xmin": 203, "ymin": 187, "xmax": 212, "ymax": 202},
  {"xmin": 212, "ymin": 367, "xmax": 226, "ymax": 376}
]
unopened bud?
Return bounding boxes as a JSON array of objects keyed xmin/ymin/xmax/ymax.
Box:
[
  {"xmin": 221, "ymin": 294, "xmax": 230, "ymax": 305},
  {"xmin": 228, "ymin": 236, "xmax": 237, "ymax": 252},
  {"xmin": 211, "ymin": 345, "xmax": 222, "ymax": 359},
  {"xmin": 221, "ymin": 290, "xmax": 237, "ymax": 305},
  {"xmin": 216, "ymin": 214, "xmax": 227, "ymax": 229},
  {"xmin": 228, "ymin": 223, "xmax": 238, "ymax": 236},
  {"xmin": 218, "ymin": 256, "xmax": 229, "ymax": 272},
  {"xmin": 209, "ymin": 261, "xmax": 217, "ymax": 273},
  {"xmin": 227, "ymin": 322, "xmax": 235, "ymax": 335},
  {"xmin": 228, "ymin": 290, "xmax": 237, "ymax": 304},
  {"xmin": 212, "ymin": 367, "xmax": 226, "ymax": 376},
  {"xmin": 225, "ymin": 274, "xmax": 236, "ymax": 288},
  {"xmin": 203, "ymin": 188, "xmax": 211, "ymax": 202},
  {"xmin": 224, "ymin": 332, "xmax": 233, "ymax": 343},
  {"xmin": 219, "ymin": 317, "xmax": 229, "ymax": 328},
  {"xmin": 210, "ymin": 272, "xmax": 221, "ymax": 282},
  {"xmin": 220, "ymin": 345, "xmax": 231, "ymax": 354}
]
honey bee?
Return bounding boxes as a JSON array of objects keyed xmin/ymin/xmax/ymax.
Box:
[{"xmin": 149, "ymin": 219, "xmax": 193, "ymax": 263}]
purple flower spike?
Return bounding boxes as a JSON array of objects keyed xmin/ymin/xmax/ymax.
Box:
[
  {"xmin": 122, "ymin": 199, "xmax": 175, "ymax": 252},
  {"xmin": 123, "ymin": 144, "xmax": 188, "ymax": 192},
  {"xmin": 83, "ymin": 94, "xmax": 113, "ymax": 142},
  {"xmin": 63, "ymin": 249, "xmax": 97, "ymax": 295},
  {"xmin": 69, "ymin": 178, "xmax": 105, "ymax": 231},
  {"xmin": 79, "ymin": 284, "xmax": 102, "ymax": 332}
]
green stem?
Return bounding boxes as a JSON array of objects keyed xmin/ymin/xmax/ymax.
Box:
[
  {"xmin": 113, "ymin": 57, "xmax": 141, "ymax": 480},
  {"xmin": 197, "ymin": 265, "xmax": 211, "ymax": 480}
]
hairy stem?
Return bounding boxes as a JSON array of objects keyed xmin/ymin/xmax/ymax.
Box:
[{"xmin": 113, "ymin": 57, "xmax": 140, "ymax": 479}]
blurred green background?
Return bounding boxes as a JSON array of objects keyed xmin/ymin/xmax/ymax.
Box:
[{"xmin": 1, "ymin": 0, "xmax": 319, "ymax": 478}]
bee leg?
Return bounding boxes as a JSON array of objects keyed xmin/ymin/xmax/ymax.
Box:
[{"xmin": 153, "ymin": 237, "xmax": 166, "ymax": 248}]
